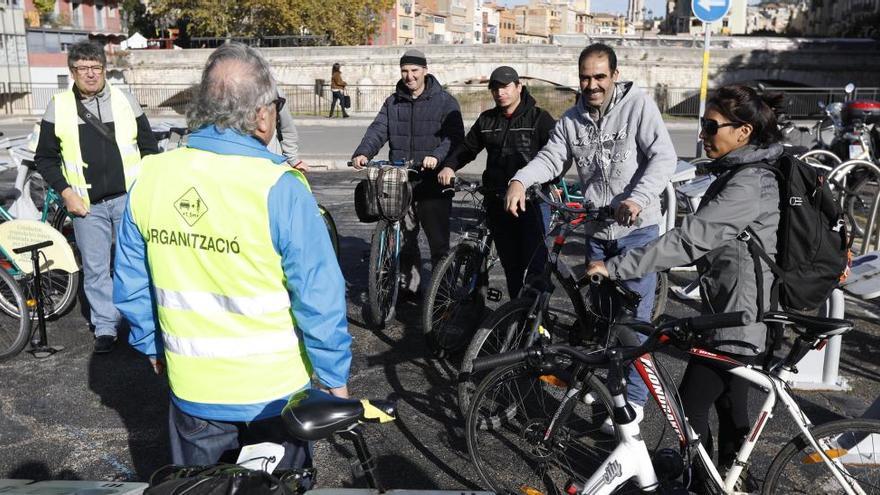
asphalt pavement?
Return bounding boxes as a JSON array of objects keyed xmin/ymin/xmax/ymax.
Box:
[{"xmin": 0, "ymin": 125, "xmax": 877, "ymax": 491}]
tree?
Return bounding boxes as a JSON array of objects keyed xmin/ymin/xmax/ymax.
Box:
[
  {"xmin": 120, "ymin": 0, "xmax": 159, "ymax": 36},
  {"xmin": 151, "ymin": 0, "xmax": 393, "ymax": 44},
  {"xmin": 32, "ymin": 0, "xmax": 55, "ymax": 24}
]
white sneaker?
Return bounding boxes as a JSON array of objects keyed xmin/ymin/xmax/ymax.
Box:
[{"xmin": 599, "ymin": 403, "xmax": 644, "ymax": 435}]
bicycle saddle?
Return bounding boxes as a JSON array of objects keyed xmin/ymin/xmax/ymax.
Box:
[
  {"xmin": 282, "ymin": 389, "xmax": 396, "ymax": 441},
  {"xmin": 763, "ymin": 311, "xmax": 853, "ymax": 339}
]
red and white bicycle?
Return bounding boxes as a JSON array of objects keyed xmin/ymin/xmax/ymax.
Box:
[{"xmin": 466, "ymin": 276, "xmax": 879, "ymax": 494}]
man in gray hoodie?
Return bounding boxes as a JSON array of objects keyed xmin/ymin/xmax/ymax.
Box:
[{"xmin": 504, "ymin": 43, "xmax": 676, "ymax": 429}]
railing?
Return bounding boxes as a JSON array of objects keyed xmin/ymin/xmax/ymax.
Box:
[{"xmin": 2, "ymin": 82, "xmax": 877, "ymax": 120}]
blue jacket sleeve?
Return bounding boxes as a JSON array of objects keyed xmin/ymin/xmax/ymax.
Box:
[
  {"xmin": 269, "ymin": 174, "xmax": 352, "ymax": 389},
  {"xmin": 113, "ymin": 194, "xmax": 160, "ymax": 357}
]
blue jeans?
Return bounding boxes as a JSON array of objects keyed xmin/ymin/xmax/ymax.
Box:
[
  {"xmin": 586, "ymin": 225, "xmax": 659, "ymax": 406},
  {"xmin": 169, "ymin": 400, "xmax": 312, "ymax": 468},
  {"xmin": 72, "ymin": 194, "xmax": 127, "ymax": 338}
]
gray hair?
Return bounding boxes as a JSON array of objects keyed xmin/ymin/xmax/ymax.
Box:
[
  {"xmin": 187, "ymin": 43, "xmax": 277, "ymax": 134},
  {"xmin": 68, "ymin": 40, "xmax": 106, "ymax": 68}
]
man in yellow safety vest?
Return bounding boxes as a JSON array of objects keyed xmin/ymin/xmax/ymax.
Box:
[
  {"xmin": 113, "ymin": 43, "xmax": 351, "ymax": 467},
  {"xmin": 34, "ymin": 40, "xmax": 159, "ymax": 354}
]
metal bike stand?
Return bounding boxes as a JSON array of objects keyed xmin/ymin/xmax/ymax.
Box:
[
  {"xmin": 791, "ymin": 251, "xmax": 880, "ymax": 390},
  {"xmin": 13, "ymin": 239, "xmax": 64, "ymax": 358}
]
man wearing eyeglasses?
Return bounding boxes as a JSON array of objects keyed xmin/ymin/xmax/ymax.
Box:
[
  {"xmin": 34, "ymin": 40, "xmax": 159, "ymax": 355},
  {"xmin": 113, "ymin": 43, "xmax": 350, "ymax": 467},
  {"xmin": 504, "ymin": 43, "xmax": 676, "ymax": 434}
]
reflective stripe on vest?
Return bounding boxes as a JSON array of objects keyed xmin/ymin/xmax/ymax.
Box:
[
  {"xmin": 53, "ymin": 82, "xmax": 141, "ymax": 207},
  {"xmin": 155, "ymin": 287, "xmax": 290, "ymax": 317},
  {"xmin": 128, "ymin": 147, "xmax": 310, "ymax": 405},
  {"xmin": 162, "ymin": 329, "xmax": 298, "ymax": 358}
]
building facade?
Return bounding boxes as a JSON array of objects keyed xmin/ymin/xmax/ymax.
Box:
[
  {"xmin": 23, "ymin": 0, "xmax": 124, "ymax": 85},
  {"xmin": 0, "ymin": 0, "xmax": 30, "ymax": 89}
]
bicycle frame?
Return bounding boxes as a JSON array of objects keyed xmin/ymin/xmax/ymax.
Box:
[{"xmin": 578, "ymin": 348, "xmax": 864, "ymax": 494}]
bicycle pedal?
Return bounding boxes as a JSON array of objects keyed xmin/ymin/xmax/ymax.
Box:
[{"xmin": 487, "ymin": 288, "xmax": 503, "ymax": 302}]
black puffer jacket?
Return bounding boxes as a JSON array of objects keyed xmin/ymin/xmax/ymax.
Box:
[
  {"xmin": 445, "ymin": 86, "xmax": 555, "ymax": 191},
  {"xmin": 353, "ymin": 74, "xmax": 464, "ymax": 198}
]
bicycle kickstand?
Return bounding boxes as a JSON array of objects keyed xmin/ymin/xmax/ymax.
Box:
[{"xmin": 13, "ymin": 240, "xmax": 63, "ymax": 359}]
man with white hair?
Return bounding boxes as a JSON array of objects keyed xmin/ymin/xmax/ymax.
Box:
[{"xmin": 113, "ymin": 42, "xmax": 351, "ymax": 466}]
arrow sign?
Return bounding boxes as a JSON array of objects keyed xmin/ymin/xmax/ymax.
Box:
[{"xmin": 692, "ymin": 0, "xmax": 731, "ymax": 23}]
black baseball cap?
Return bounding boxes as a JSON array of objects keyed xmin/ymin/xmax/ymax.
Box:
[{"xmin": 488, "ymin": 66, "xmax": 519, "ymax": 87}]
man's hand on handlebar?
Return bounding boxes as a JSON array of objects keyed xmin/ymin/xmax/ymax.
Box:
[
  {"xmin": 437, "ymin": 166, "xmax": 456, "ymax": 186},
  {"xmin": 586, "ymin": 260, "xmax": 609, "ymax": 278},
  {"xmin": 616, "ymin": 199, "xmax": 642, "ymax": 227},
  {"xmin": 505, "ymin": 180, "xmax": 527, "ymax": 217},
  {"xmin": 422, "ymin": 156, "xmax": 439, "ymax": 170},
  {"xmin": 351, "ymin": 155, "xmax": 369, "ymax": 170}
]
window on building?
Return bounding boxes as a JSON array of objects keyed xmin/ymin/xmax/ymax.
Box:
[
  {"xmin": 71, "ymin": 1, "xmax": 83, "ymax": 27},
  {"xmin": 401, "ymin": 18, "xmax": 412, "ymax": 30},
  {"xmin": 107, "ymin": 2, "xmax": 116, "ymax": 18},
  {"xmin": 96, "ymin": 2, "xmax": 106, "ymax": 30}
]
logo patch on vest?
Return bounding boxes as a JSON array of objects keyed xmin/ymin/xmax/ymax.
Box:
[{"xmin": 175, "ymin": 187, "xmax": 208, "ymax": 226}]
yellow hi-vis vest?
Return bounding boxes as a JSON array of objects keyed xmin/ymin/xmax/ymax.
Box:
[
  {"xmin": 53, "ymin": 82, "xmax": 141, "ymax": 208},
  {"xmin": 128, "ymin": 147, "xmax": 311, "ymax": 406}
]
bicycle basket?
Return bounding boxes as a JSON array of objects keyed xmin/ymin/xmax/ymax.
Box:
[{"xmin": 375, "ymin": 166, "xmax": 412, "ymax": 221}]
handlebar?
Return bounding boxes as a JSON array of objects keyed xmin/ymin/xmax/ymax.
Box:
[
  {"xmin": 347, "ymin": 159, "xmax": 416, "ymax": 169},
  {"xmin": 471, "ymin": 309, "xmax": 750, "ymax": 373},
  {"xmin": 529, "ymin": 184, "xmax": 642, "ymax": 227}
]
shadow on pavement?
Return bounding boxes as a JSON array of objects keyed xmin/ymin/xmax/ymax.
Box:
[{"xmin": 88, "ymin": 331, "xmax": 171, "ymax": 481}]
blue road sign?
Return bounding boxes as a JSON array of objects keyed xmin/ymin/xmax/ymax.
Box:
[{"xmin": 691, "ymin": 0, "xmax": 732, "ymax": 23}]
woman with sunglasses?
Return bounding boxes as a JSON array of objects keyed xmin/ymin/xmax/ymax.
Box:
[{"xmin": 588, "ymin": 84, "xmax": 785, "ymax": 490}]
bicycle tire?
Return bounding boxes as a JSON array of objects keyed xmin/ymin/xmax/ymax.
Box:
[
  {"xmin": 763, "ymin": 418, "xmax": 880, "ymax": 494},
  {"xmin": 422, "ymin": 242, "xmax": 487, "ymax": 356},
  {"xmin": 466, "ymin": 361, "xmax": 616, "ymax": 495},
  {"xmin": 366, "ymin": 220, "xmax": 399, "ymax": 328},
  {"xmin": 652, "ymin": 271, "xmax": 669, "ymax": 322},
  {"xmin": 0, "ymin": 267, "xmax": 32, "ymax": 361},
  {"xmin": 318, "ymin": 204, "xmax": 340, "ymax": 259},
  {"xmin": 458, "ymin": 297, "xmax": 536, "ymax": 417},
  {"xmin": 458, "ymin": 271, "xmax": 596, "ymax": 417}
]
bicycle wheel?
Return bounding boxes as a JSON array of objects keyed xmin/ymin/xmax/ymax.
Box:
[
  {"xmin": 458, "ymin": 297, "xmax": 535, "ymax": 417},
  {"xmin": 467, "ymin": 362, "xmax": 616, "ymax": 495},
  {"xmin": 366, "ymin": 220, "xmax": 400, "ymax": 328},
  {"xmin": 763, "ymin": 418, "xmax": 880, "ymax": 494},
  {"xmin": 318, "ymin": 204, "xmax": 340, "ymax": 259},
  {"xmin": 0, "ymin": 267, "xmax": 31, "ymax": 360},
  {"xmin": 459, "ymin": 272, "xmax": 595, "ymax": 417},
  {"xmin": 422, "ymin": 243, "xmax": 486, "ymax": 356},
  {"xmin": 652, "ymin": 271, "xmax": 669, "ymax": 322}
]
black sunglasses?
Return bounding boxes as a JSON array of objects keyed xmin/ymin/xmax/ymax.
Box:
[
  {"xmin": 273, "ymin": 96, "xmax": 286, "ymax": 113},
  {"xmin": 700, "ymin": 117, "xmax": 743, "ymax": 136}
]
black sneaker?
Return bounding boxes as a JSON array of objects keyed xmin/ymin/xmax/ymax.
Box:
[{"xmin": 94, "ymin": 335, "xmax": 117, "ymax": 354}]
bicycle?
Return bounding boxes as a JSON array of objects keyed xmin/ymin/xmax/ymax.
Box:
[
  {"xmin": 350, "ymin": 159, "xmax": 420, "ymax": 328},
  {"xmin": 0, "ymin": 148, "xmax": 80, "ymax": 320},
  {"xmin": 421, "ymin": 177, "xmax": 502, "ymax": 356},
  {"xmin": 466, "ymin": 276, "xmax": 879, "ymax": 494},
  {"xmin": 457, "ymin": 185, "xmax": 668, "ymax": 417}
]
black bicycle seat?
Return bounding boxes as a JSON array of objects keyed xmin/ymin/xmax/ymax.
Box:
[
  {"xmin": 763, "ymin": 311, "xmax": 853, "ymax": 340},
  {"xmin": 282, "ymin": 389, "xmax": 396, "ymax": 441}
]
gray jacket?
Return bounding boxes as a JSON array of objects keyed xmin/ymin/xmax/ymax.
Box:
[
  {"xmin": 607, "ymin": 144, "xmax": 784, "ymax": 354},
  {"xmin": 512, "ymin": 82, "xmax": 677, "ymax": 239}
]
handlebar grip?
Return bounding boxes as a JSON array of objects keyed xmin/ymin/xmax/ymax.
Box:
[
  {"xmin": 472, "ymin": 349, "xmax": 531, "ymax": 373},
  {"xmin": 686, "ymin": 311, "xmax": 750, "ymax": 332}
]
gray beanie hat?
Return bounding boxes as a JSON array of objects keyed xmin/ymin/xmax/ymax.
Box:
[{"xmin": 400, "ymin": 49, "xmax": 427, "ymax": 67}]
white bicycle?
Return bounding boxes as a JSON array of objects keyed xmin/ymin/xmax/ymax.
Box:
[{"xmin": 465, "ymin": 276, "xmax": 879, "ymax": 494}]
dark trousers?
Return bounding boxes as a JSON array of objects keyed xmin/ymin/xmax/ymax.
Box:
[
  {"xmin": 678, "ymin": 353, "xmax": 759, "ymax": 469},
  {"xmin": 329, "ymin": 90, "xmax": 348, "ymax": 117},
  {"xmin": 400, "ymin": 196, "xmax": 452, "ymax": 292},
  {"xmin": 486, "ymin": 198, "xmax": 550, "ymax": 298},
  {"xmin": 169, "ymin": 400, "xmax": 312, "ymax": 468}
]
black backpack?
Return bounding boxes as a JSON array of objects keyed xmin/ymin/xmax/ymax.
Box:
[{"xmin": 732, "ymin": 154, "xmax": 850, "ymax": 316}]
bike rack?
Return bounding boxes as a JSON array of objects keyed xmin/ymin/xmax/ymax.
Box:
[
  {"xmin": 13, "ymin": 239, "xmax": 64, "ymax": 359},
  {"xmin": 828, "ymin": 159, "xmax": 880, "ymax": 255}
]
